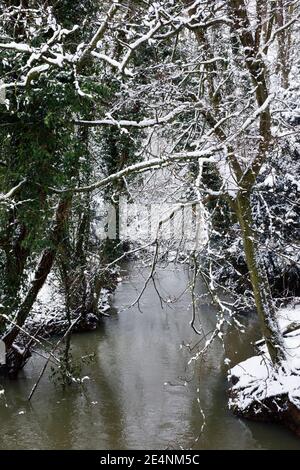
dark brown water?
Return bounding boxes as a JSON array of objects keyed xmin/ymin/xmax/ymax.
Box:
[{"xmin": 1, "ymin": 264, "xmax": 300, "ymax": 450}]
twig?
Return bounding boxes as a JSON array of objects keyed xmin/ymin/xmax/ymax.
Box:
[{"xmin": 28, "ymin": 315, "xmax": 81, "ymax": 401}]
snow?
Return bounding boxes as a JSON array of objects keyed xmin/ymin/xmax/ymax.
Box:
[
  {"xmin": 77, "ymin": 105, "xmax": 189, "ymax": 129},
  {"xmin": 0, "ymin": 42, "xmax": 32, "ymax": 53},
  {"xmin": 25, "ymin": 274, "xmax": 113, "ymax": 334},
  {"xmin": 228, "ymin": 303, "xmax": 300, "ymax": 413},
  {"xmin": 278, "ymin": 306, "xmax": 300, "ymax": 332},
  {"xmin": 91, "ymin": 52, "xmax": 133, "ymax": 76}
]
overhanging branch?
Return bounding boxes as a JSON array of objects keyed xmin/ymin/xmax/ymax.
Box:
[{"xmin": 51, "ymin": 146, "xmax": 223, "ymax": 194}]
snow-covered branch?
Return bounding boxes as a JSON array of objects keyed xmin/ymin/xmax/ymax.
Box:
[
  {"xmin": 75, "ymin": 105, "xmax": 189, "ymax": 128},
  {"xmin": 0, "ymin": 41, "xmax": 32, "ymax": 53},
  {"xmin": 52, "ymin": 145, "xmax": 223, "ymax": 194},
  {"xmin": 260, "ymin": 13, "xmax": 300, "ymax": 53},
  {"xmin": 75, "ymin": 2, "xmax": 120, "ymax": 68},
  {"xmin": 118, "ymin": 21, "xmax": 163, "ymax": 73},
  {"xmin": 0, "ymin": 180, "xmax": 26, "ymax": 202}
]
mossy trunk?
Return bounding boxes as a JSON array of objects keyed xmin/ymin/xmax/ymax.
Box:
[
  {"xmin": 2, "ymin": 195, "xmax": 72, "ymax": 353},
  {"xmin": 235, "ymin": 191, "xmax": 286, "ymax": 366}
]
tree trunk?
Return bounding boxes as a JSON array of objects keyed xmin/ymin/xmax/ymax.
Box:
[
  {"xmin": 235, "ymin": 190, "xmax": 286, "ymax": 365},
  {"xmin": 2, "ymin": 195, "xmax": 72, "ymax": 351}
]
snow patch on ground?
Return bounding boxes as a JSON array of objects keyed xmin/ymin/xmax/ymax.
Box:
[
  {"xmin": 26, "ymin": 274, "xmax": 65, "ymax": 328},
  {"xmin": 24, "ymin": 275, "xmax": 112, "ymax": 334}
]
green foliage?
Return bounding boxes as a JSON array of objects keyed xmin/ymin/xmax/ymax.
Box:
[
  {"xmin": 0, "ymin": 1, "xmax": 97, "ymax": 320},
  {"xmin": 50, "ymin": 342, "xmax": 95, "ymax": 389}
]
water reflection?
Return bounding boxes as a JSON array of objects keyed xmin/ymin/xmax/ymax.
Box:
[{"xmin": 0, "ymin": 264, "xmax": 300, "ymax": 449}]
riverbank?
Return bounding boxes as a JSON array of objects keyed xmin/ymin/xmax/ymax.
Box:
[
  {"xmin": 25, "ymin": 275, "xmax": 115, "ymax": 337},
  {"xmin": 0, "ymin": 269, "xmax": 120, "ymax": 377},
  {"xmin": 228, "ymin": 301, "xmax": 300, "ymax": 436}
]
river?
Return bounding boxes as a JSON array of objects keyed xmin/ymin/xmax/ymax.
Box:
[{"xmin": 0, "ymin": 263, "xmax": 300, "ymax": 450}]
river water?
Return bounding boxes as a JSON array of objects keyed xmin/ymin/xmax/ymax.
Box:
[{"xmin": 0, "ymin": 264, "xmax": 300, "ymax": 450}]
